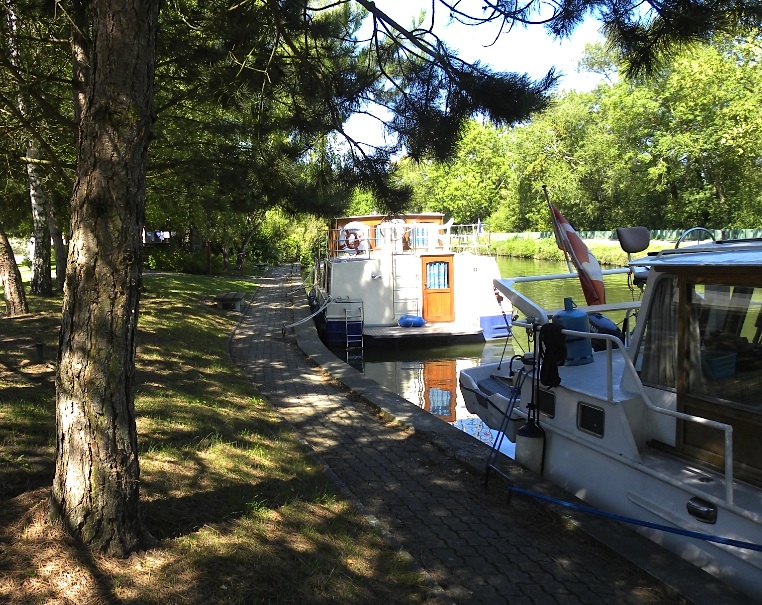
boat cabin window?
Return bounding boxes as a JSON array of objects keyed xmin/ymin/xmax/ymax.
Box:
[
  {"xmin": 637, "ymin": 273, "xmax": 762, "ymax": 485},
  {"xmin": 638, "ymin": 276, "xmax": 679, "ymax": 390},
  {"xmin": 681, "ymin": 277, "xmax": 762, "ymax": 485},
  {"xmin": 686, "ymin": 282, "xmax": 762, "ymax": 406}
]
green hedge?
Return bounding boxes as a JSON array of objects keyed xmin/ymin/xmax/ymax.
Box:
[{"xmin": 489, "ymin": 237, "xmax": 671, "ymax": 267}]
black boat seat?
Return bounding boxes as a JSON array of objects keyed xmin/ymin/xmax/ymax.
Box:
[
  {"xmin": 617, "ymin": 227, "xmax": 651, "ymax": 288},
  {"xmin": 616, "ymin": 226, "xmax": 650, "ymax": 254}
]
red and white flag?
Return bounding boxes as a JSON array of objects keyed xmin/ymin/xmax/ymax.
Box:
[{"xmin": 550, "ymin": 204, "xmax": 606, "ymax": 306}]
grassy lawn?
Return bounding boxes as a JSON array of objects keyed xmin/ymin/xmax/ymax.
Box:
[{"xmin": 0, "ymin": 273, "xmax": 438, "ymax": 604}]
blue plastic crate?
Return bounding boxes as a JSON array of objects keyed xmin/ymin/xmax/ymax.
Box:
[{"xmin": 701, "ymin": 351, "xmax": 736, "ymax": 380}]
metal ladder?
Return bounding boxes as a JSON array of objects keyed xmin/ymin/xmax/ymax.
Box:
[
  {"xmin": 484, "ymin": 371, "xmax": 526, "ymax": 488},
  {"xmin": 344, "ymin": 305, "xmax": 363, "ymax": 351}
]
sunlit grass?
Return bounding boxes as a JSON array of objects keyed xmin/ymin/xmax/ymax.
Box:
[{"xmin": 0, "ymin": 272, "xmax": 440, "ymax": 604}]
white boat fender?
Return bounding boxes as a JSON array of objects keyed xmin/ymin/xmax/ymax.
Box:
[
  {"xmin": 515, "ymin": 420, "xmax": 545, "ymax": 475},
  {"xmin": 504, "ymin": 413, "xmax": 524, "ymax": 443}
]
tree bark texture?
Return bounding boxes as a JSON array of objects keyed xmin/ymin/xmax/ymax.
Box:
[
  {"xmin": 0, "ymin": 223, "xmax": 29, "ymax": 316},
  {"xmin": 52, "ymin": 0, "xmax": 158, "ymax": 557}
]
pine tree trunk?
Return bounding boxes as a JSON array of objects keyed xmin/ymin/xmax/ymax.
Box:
[
  {"xmin": 52, "ymin": 0, "xmax": 159, "ymax": 557},
  {"xmin": 28, "ymin": 151, "xmax": 53, "ymax": 296},
  {"xmin": 47, "ymin": 201, "xmax": 68, "ymax": 293},
  {"xmin": 0, "ymin": 223, "xmax": 29, "ymax": 316}
]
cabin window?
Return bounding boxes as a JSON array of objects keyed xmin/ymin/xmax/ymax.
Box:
[
  {"xmin": 684, "ymin": 282, "xmax": 762, "ymax": 409},
  {"xmin": 638, "ymin": 276, "xmax": 679, "ymax": 390},
  {"xmin": 426, "ymin": 261, "xmax": 450, "ymax": 289},
  {"xmin": 537, "ymin": 388, "xmax": 556, "ymax": 418},
  {"xmin": 680, "ymin": 278, "xmax": 762, "ymax": 486},
  {"xmin": 577, "ymin": 403, "xmax": 605, "ymax": 437}
]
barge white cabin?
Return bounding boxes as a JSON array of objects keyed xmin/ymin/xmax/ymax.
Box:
[{"xmin": 310, "ymin": 214, "xmax": 511, "ymax": 348}]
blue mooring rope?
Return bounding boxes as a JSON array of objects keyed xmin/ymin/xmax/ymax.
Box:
[{"xmin": 507, "ymin": 484, "xmax": 762, "ymax": 552}]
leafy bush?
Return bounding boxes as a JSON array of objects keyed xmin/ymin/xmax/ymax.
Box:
[
  {"xmin": 491, "ymin": 237, "xmax": 565, "ymax": 261},
  {"xmin": 143, "ymin": 246, "xmax": 225, "ymax": 274},
  {"xmin": 491, "ymin": 236, "xmax": 670, "ymax": 266}
]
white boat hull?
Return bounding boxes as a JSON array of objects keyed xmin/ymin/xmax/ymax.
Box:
[
  {"xmin": 462, "ymin": 351, "xmax": 762, "ymax": 601},
  {"xmin": 540, "ymin": 421, "xmax": 762, "ymax": 599}
]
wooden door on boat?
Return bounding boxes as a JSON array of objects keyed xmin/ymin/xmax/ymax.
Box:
[{"xmin": 422, "ymin": 255, "xmax": 454, "ymax": 322}]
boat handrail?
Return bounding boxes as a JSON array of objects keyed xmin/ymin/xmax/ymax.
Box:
[
  {"xmin": 325, "ymin": 221, "xmax": 490, "ymax": 257},
  {"xmin": 502, "ymin": 267, "xmax": 631, "ymax": 285},
  {"xmin": 495, "ymin": 272, "xmax": 639, "ymax": 325},
  {"xmin": 513, "ymin": 319, "xmax": 735, "ymax": 506},
  {"xmin": 675, "ymin": 227, "xmax": 716, "ymax": 248}
]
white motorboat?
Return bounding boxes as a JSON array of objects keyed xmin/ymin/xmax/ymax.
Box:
[
  {"xmin": 459, "ymin": 232, "xmax": 762, "ymax": 600},
  {"xmin": 309, "ymin": 214, "xmax": 511, "ymax": 348}
]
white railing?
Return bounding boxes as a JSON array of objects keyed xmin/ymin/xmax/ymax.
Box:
[
  {"xmin": 450, "ymin": 223, "xmax": 491, "ymax": 252},
  {"xmin": 325, "ymin": 221, "xmax": 489, "ymax": 257}
]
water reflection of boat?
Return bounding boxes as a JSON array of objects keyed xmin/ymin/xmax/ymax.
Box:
[
  {"xmin": 460, "ymin": 233, "xmax": 762, "ymax": 600},
  {"xmin": 338, "ymin": 342, "xmax": 515, "ymax": 455},
  {"xmin": 309, "ymin": 214, "xmax": 510, "ymax": 348}
]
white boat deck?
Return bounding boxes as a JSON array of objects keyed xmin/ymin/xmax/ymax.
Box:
[
  {"xmin": 557, "ymin": 351, "xmax": 638, "ymax": 403},
  {"xmin": 638, "ymin": 447, "xmax": 762, "ymax": 523}
]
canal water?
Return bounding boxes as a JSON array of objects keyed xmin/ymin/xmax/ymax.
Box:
[{"xmin": 336, "ymin": 256, "xmax": 641, "ymax": 456}]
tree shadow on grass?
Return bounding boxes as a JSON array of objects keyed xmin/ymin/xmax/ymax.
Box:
[
  {"xmin": 1, "ymin": 479, "xmax": 437, "ymax": 605},
  {"xmin": 142, "ymin": 475, "xmax": 332, "ymax": 540}
]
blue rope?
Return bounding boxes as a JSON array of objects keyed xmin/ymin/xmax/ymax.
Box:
[{"xmin": 508, "ymin": 485, "xmax": 762, "ymax": 552}]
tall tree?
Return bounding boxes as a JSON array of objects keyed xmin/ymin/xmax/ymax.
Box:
[
  {"xmin": 45, "ymin": 0, "xmax": 553, "ymax": 554},
  {"xmin": 538, "ymin": 0, "xmax": 762, "ymax": 77},
  {"xmin": 4, "ymin": 0, "xmax": 53, "ymax": 294},
  {"xmin": 51, "ymin": 0, "xmax": 158, "ymax": 555},
  {"xmin": 645, "ymin": 36, "xmax": 762, "ymax": 226},
  {"xmin": 1, "ymin": 0, "xmax": 75, "ymax": 293},
  {"xmin": 27, "ymin": 153, "xmax": 53, "ymax": 295},
  {"xmin": 396, "ymin": 120, "xmax": 513, "ymax": 224}
]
